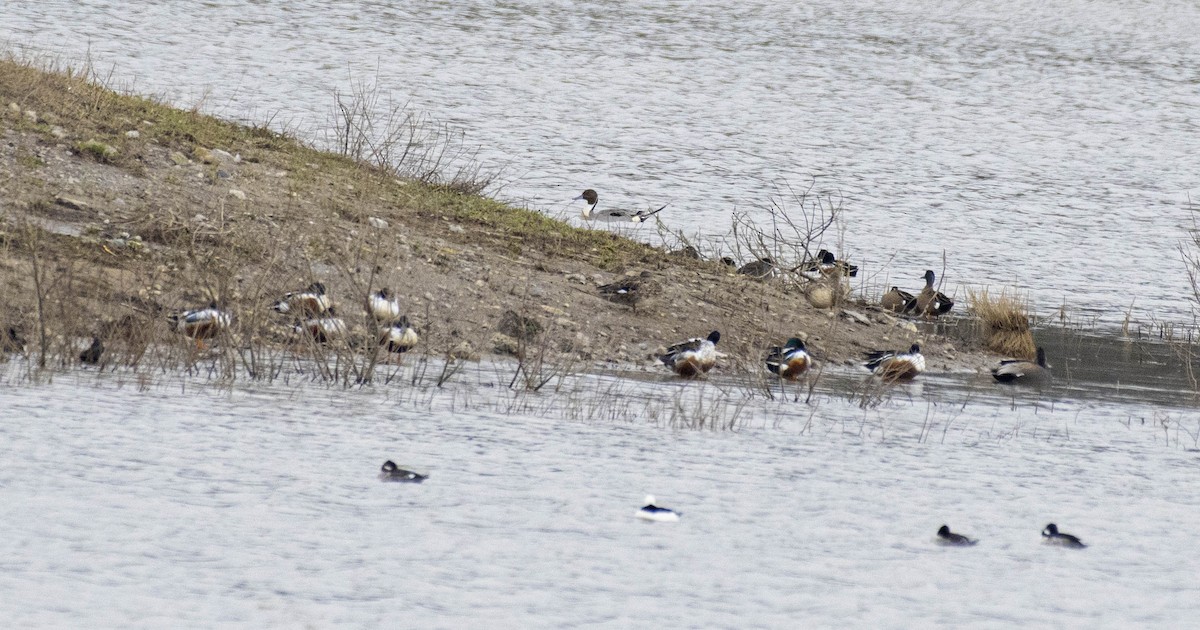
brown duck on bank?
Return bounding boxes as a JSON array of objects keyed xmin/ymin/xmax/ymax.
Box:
[
  {"xmin": 736, "ymin": 258, "xmax": 775, "ymax": 280},
  {"xmin": 597, "ymin": 271, "xmax": 658, "ymax": 312},
  {"xmin": 916, "ymin": 270, "xmax": 954, "ymax": 317},
  {"xmin": 881, "ymin": 286, "xmax": 917, "ymax": 314},
  {"xmin": 79, "ymin": 336, "xmax": 104, "ymax": 365}
]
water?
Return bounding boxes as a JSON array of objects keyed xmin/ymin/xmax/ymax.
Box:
[
  {"xmin": 5, "ymin": 1, "xmax": 1200, "ymax": 324},
  {"xmin": 3, "ymin": 365, "xmax": 1200, "ymax": 628}
]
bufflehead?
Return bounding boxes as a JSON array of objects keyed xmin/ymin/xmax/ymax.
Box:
[
  {"xmin": 379, "ymin": 460, "xmax": 427, "ymax": 483},
  {"xmin": 637, "ymin": 495, "xmax": 680, "ymax": 522}
]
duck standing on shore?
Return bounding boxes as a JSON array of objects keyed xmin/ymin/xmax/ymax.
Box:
[
  {"xmin": 366, "ymin": 288, "xmax": 401, "ymax": 321},
  {"xmin": 881, "ymin": 286, "xmax": 917, "ymax": 314},
  {"xmin": 765, "ymin": 337, "xmax": 812, "ymax": 380},
  {"xmin": 169, "ymin": 302, "xmax": 232, "ymax": 348},
  {"xmin": 916, "ymin": 270, "xmax": 954, "ymax": 317},
  {"xmin": 597, "ymin": 271, "xmax": 658, "ymax": 312},
  {"xmin": 659, "ymin": 330, "xmax": 721, "ymax": 378},
  {"xmin": 380, "ymin": 316, "xmax": 419, "ymax": 354},
  {"xmin": 79, "ymin": 336, "xmax": 105, "ymax": 365},
  {"xmin": 294, "ymin": 306, "xmax": 347, "ymax": 343},
  {"xmin": 864, "ymin": 343, "xmax": 925, "ymax": 381},
  {"xmin": 574, "ymin": 189, "xmax": 667, "ymax": 223}
]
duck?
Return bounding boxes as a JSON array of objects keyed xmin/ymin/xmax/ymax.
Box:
[
  {"xmin": 864, "ymin": 343, "xmax": 926, "ymax": 381},
  {"xmin": 916, "ymin": 270, "xmax": 954, "ymax": 317},
  {"xmin": 736, "ymin": 258, "xmax": 775, "ymax": 280},
  {"xmin": 79, "ymin": 336, "xmax": 104, "ymax": 365},
  {"xmin": 636, "ymin": 495, "xmax": 680, "ymax": 522},
  {"xmin": 574, "ymin": 189, "xmax": 667, "ymax": 223},
  {"xmin": 273, "ymin": 282, "xmax": 331, "ymax": 315},
  {"xmin": 881, "ymin": 286, "xmax": 917, "ymax": 314},
  {"xmin": 2, "ymin": 326, "xmax": 26, "ymax": 353},
  {"xmin": 597, "ymin": 271, "xmax": 658, "ymax": 311},
  {"xmin": 379, "ymin": 316, "xmax": 419, "ymax": 353},
  {"xmin": 294, "ymin": 307, "xmax": 347, "ymax": 343},
  {"xmin": 169, "ymin": 303, "xmax": 232, "ymax": 346},
  {"xmin": 992, "ymin": 347, "xmax": 1050, "ymax": 383},
  {"xmin": 659, "ymin": 330, "xmax": 721, "ymax": 378},
  {"xmin": 366, "ymin": 288, "xmax": 401, "ymax": 322},
  {"xmin": 765, "ymin": 337, "xmax": 812, "ymax": 380},
  {"xmin": 379, "ymin": 460, "xmax": 427, "ymax": 483},
  {"xmin": 799, "ymin": 249, "xmax": 859, "ymax": 279},
  {"xmin": 1042, "ymin": 523, "xmax": 1086, "ymax": 548},
  {"xmin": 936, "ymin": 525, "xmax": 977, "ymax": 546}
]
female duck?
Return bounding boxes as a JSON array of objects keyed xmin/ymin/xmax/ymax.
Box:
[
  {"xmin": 1042, "ymin": 523, "xmax": 1086, "ymax": 548},
  {"xmin": 992, "ymin": 347, "xmax": 1050, "ymax": 383},
  {"xmin": 380, "ymin": 316, "xmax": 419, "ymax": 353},
  {"xmin": 765, "ymin": 337, "xmax": 812, "ymax": 380},
  {"xmin": 379, "ymin": 460, "xmax": 427, "ymax": 483},
  {"xmin": 936, "ymin": 525, "xmax": 977, "ymax": 546},
  {"xmin": 864, "ymin": 343, "xmax": 925, "ymax": 381},
  {"xmin": 574, "ymin": 189, "xmax": 667, "ymax": 223},
  {"xmin": 881, "ymin": 286, "xmax": 917, "ymax": 314},
  {"xmin": 636, "ymin": 495, "xmax": 680, "ymax": 522},
  {"xmin": 366, "ymin": 288, "xmax": 401, "ymax": 322},
  {"xmin": 597, "ymin": 271, "xmax": 658, "ymax": 312},
  {"xmin": 659, "ymin": 330, "xmax": 721, "ymax": 378},
  {"xmin": 169, "ymin": 302, "xmax": 232, "ymax": 346},
  {"xmin": 273, "ymin": 282, "xmax": 331, "ymax": 315},
  {"xmin": 294, "ymin": 306, "xmax": 347, "ymax": 343},
  {"xmin": 916, "ymin": 270, "xmax": 954, "ymax": 317}
]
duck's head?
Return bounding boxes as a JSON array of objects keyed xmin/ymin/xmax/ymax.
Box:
[
  {"xmin": 394, "ymin": 315, "xmax": 412, "ymax": 329},
  {"xmin": 785, "ymin": 337, "xmax": 805, "ymax": 350},
  {"xmin": 719, "ymin": 256, "xmax": 736, "ymax": 267},
  {"xmin": 937, "ymin": 525, "xmax": 951, "ymax": 536},
  {"xmin": 308, "ymin": 282, "xmax": 327, "ymax": 295},
  {"xmin": 574, "ymin": 189, "xmax": 599, "ymax": 206},
  {"xmin": 909, "ymin": 343, "xmax": 921, "ymax": 354},
  {"xmin": 1043, "ymin": 523, "xmax": 1059, "ymax": 536},
  {"xmin": 376, "ymin": 287, "xmax": 391, "ymax": 299},
  {"xmin": 643, "ymin": 494, "xmax": 656, "ymax": 506},
  {"xmin": 761, "ymin": 257, "xmax": 775, "ymax": 265},
  {"xmin": 923, "ymin": 270, "xmax": 936, "ymax": 285},
  {"xmin": 326, "ymin": 306, "xmax": 339, "ymax": 316},
  {"xmin": 706, "ymin": 330, "xmax": 721, "ymax": 345},
  {"xmin": 820, "ymin": 250, "xmax": 836, "ymax": 264},
  {"xmin": 382, "ymin": 460, "xmax": 398, "ymax": 473}
]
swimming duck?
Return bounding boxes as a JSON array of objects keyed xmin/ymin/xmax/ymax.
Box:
[
  {"xmin": 574, "ymin": 189, "xmax": 667, "ymax": 223},
  {"xmin": 636, "ymin": 495, "xmax": 680, "ymax": 522},
  {"xmin": 169, "ymin": 303, "xmax": 232, "ymax": 345},
  {"xmin": 737, "ymin": 258, "xmax": 775, "ymax": 280},
  {"xmin": 597, "ymin": 271, "xmax": 658, "ymax": 311},
  {"xmin": 881, "ymin": 286, "xmax": 918, "ymax": 314},
  {"xmin": 864, "ymin": 343, "xmax": 926, "ymax": 381},
  {"xmin": 765, "ymin": 337, "xmax": 812, "ymax": 380},
  {"xmin": 273, "ymin": 282, "xmax": 331, "ymax": 315},
  {"xmin": 1042, "ymin": 523, "xmax": 1086, "ymax": 548},
  {"xmin": 659, "ymin": 330, "xmax": 721, "ymax": 378},
  {"xmin": 799, "ymin": 249, "xmax": 859, "ymax": 279},
  {"xmin": 992, "ymin": 347, "xmax": 1050, "ymax": 383},
  {"xmin": 916, "ymin": 270, "xmax": 954, "ymax": 317},
  {"xmin": 294, "ymin": 307, "xmax": 347, "ymax": 343},
  {"xmin": 379, "ymin": 316, "xmax": 419, "ymax": 353},
  {"xmin": 936, "ymin": 525, "xmax": 977, "ymax": 546},
  {"xmin": 379, "ymin": 460, "xmax": 427, "ymax": 483},
  {"xmin": 366, "ymin": 288, "xmax": 401, "ymax": 322},
  {"xmin": 79, "ymin": 336, "xmax": 104, "ymax": 365}
]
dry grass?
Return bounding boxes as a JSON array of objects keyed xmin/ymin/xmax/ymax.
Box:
[{"xmin": 967, "ymin": 287, "xmax": 1035, "ymax": 358}]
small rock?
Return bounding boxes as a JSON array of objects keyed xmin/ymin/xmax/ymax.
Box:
[
  {"xmin": 898, "ymin": 322, "xmax": 919, "ymax": 334},
  {"xmin": 125, "ymin": 130, "xmax": 140, "ymax": 139},
  {"xmin": 498, "ymin": 310, "xmax": 542, "ymax": 340},
  {"xmin": 367, "ymin": 216, "xmax": 389, "ymax": 229},
  {"xmin": 228, "ymin": 189, "xmax": 246, "ymax": 200},
  {"xmin": 193, "ymin": 147, "xmax": 216, "ymax": 164},
  {"xmin": 450, "ymin": 341, "xmax": 479, "ymax": 361},
  {"xmin": 192, "ymin": 214, "xmax": 207, "ymax": 223},
  {"xmin": 564, "ymin": 273, "xmax": 586, "ymax": 284},
  {"xmin": 54, "ymin": 195, "xmax": 90, "ymax": 211},
  {"xmin": 448, "ymin": 224, "xmax": 465, "ymax": 234},
  {"xmin": 216, "ymin": 169, "xmax": 231, "ymax": 179},
  {"xmin": 491, "ymin": 333, "xmax": 521, "ymax": 356},
  {"xmin": 841, "ymin": 309, "xmax": 872, "ymax": 326},
  {"xmin": 169, "ymin": 151, "xmax": 189, "ymax": 166},
  {"xmin": 210, "ymin": 148, "xmax": 235, "ymax": 162},
  {"xmin": 50, "ymin": 126, "xmax": 66, "ymax": 139},
  {"xmin": 528, "ymin": 285, "xmax": 546, "ymax": 298},
  {"xmin": 7, "ymin": 102, "xmax": 18, "ymax": 113},
  {"xmin": 23, "ymin": 110, "xmax": 37, "ymax": 123}
]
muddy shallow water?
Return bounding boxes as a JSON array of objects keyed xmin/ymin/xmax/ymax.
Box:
[{"xmin": 3, "ymin": 352, "xmax": 1199, "ymax": 628}]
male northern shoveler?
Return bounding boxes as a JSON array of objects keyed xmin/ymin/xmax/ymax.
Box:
[
  {"xmin": 169, "ymin": 303, "xmax": 232, "ymax": 345},
  {"xmin": 379, "ymin": 460, "xmax": 427, "ymax": 483},
  {"xmin": 737, "ymin": 258, "xmax": 775, "ymax": 280},
  {"xmin": 800, "ymin": 249, "xmax": 859, "ymax": 280},
  {"xmin": 597, "ymin": 271, "xmax": 658, "ymax": 311},
  {"xmin": 936, "ymin": 525, "xmax": 978, "ymax": 546},
  {"xmin": 273, "ymin": 282, "xmax": 331, "ymax": 315},
  {"xmin": 636, "ymin": 495, "xmax": 680, "ymax": 522},
  {"xmin": 765, "ymin": 337, "xmax": 812, "ymax": 380},
  {"xmin": 366, "ymin": 288, "xmax": 401, "ymax": 322},
  {"xmin": 1042, "ymin": 523, "xmax": 1086, "ymax": 548},
  {"xmin": 659, "ymin": 330, "xmax": 721, "ymax": 377},
  {"xmin": 881, "ymin": 286, "xmax": 917, "ymax": 314},
  {"xmin": 294, "ymin": 307, "xmax": 347, "ymax": 343},
  {"xmin": 992, "ymin": 347, "xmax": 1050, "ymax": 384},
  {"xmin": 864, "ymin": 343, "xmax": 926, "ymax": 381},
  {"xmin": 574, "ymin": 189, "xmax": 667, "ymax": 223},
  {"xmin": 79, "ymin": 337, "xmax": 104, "ymax": 365},
  {"xmin": 379, "ymin": 316, "xmax": 419, "ymax": 353},
  {"xmin": 917, "ymin": 270, "xmax": 954, "ymax": 317}
]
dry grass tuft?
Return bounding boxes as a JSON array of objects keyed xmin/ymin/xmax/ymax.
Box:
[{"xmin": 968, "ymin": 287, "xmax": 1035, "ymax": 358}]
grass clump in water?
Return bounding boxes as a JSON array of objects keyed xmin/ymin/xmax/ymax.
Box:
[{"xmin": 968, "ymin": 287, "xmax": 1035, "ymax": 358}]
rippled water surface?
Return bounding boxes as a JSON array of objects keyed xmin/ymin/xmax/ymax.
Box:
[
  {"xmin": 6, "ymin": 0, "xmax": 1200, "ymax": 323},
  {"xmin": 3, "ymin": 364, "xmax": 1200, "ymax": 628}
]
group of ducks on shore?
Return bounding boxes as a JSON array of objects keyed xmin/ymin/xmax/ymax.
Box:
[
  {"xmin": 379, "ymin": 458, "xmax": 1084, "ymax": 544},
  {"xmin": 656, "ymin": 328, "xmax": 1050, "ymax": 385}
]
